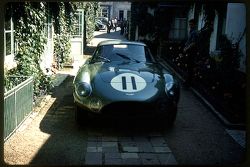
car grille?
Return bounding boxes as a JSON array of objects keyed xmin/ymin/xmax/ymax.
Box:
[{"xmin": 100, "ymin": 101, "xmax": 156, "ymax": 117}]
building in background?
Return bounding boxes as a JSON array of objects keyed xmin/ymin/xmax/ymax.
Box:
[
  {"xmin": 129, "ymin": 2, "xmax": 246, "ymax": 72},
  {"xmin": 129, "ymin": 2, "xmax": 246, "ymax": 124},
  {"xmin": 99, "ymin": 1, "xmax": 131, "ymax": 21},
  {"xmin": 186, "ymin": 3, "xmax": 246, "ymax": 72}
]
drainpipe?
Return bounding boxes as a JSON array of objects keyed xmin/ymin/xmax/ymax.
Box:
[{"xmin": 83, "ymin": 10, "xmax": 87, "ymax": 53}]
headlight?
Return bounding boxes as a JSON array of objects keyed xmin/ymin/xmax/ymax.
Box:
[
  {"xmin": 165, "ymin": 82, "xmax": 175, "ymax": 96},
  {"xmin": 75, "ymin": 82, "xmax": 92, "ymax": 97}
]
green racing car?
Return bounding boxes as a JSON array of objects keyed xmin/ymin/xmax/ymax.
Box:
[{"xmin": 73, "ymin": 40, "xmax": 180, "ymax": 125}]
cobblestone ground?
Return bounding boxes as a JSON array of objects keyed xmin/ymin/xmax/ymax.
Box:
[
  {"xmin": 83, "ymin": 120, "xmax": 178, "ymax": 165},
  {"xmin": 4, "ymin": 30, "xmax": 245, "ymax": 166}
]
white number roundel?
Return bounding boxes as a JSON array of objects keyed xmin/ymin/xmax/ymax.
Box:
[{"xmin": 110, "ymin": 73, "xmax": 147, "ymax": 92}]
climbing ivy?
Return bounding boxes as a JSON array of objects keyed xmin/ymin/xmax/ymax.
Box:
[
  {"xmin": 4, "ymin": 2, "xmax": 52, "ymax": 97},
  {"xmin": 84, "ymin": 2, "xmax": 99, "ymax": 43},
  {"xmin": 4, "ymin": 2, "xmax": 98, "ymax": 98},
  {"xmin": 50, "ymin": 2, "xmax": 76, "ymax": 68},
  {"xmin": 4, "ymin": 2, "xmax": 75, "ymax": 96}
]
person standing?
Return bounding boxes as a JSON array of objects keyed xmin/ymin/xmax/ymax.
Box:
[
  {"xmin": 111, "ymin": 18, "xmax": 114, "ymax": 31},
  {"xmin": 114, "ymin": 17, "xmax": 118, "ymax": 31},
  {"xmin": 183, "ymin": 19, "xmax": 198, "ymax": 87},
  {"xmin": 107, "ymin": 20, "xmax": 112, "ymax": 33}
]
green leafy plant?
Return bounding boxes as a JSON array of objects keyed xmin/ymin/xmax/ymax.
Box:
[
  {"xmin": 50, "ymin": 2, "xmax": 76, "ymax": 68},
  {"xmin": 4, "ymin": 2, "xmax": 52, "ymax": 97},
  {"xmin": 83, "ymin": 2, "xmax": 99, "ymax": 43},
  {"xmin": 4, "ymin": 2, "xmax": 98, "ymax": 99}
]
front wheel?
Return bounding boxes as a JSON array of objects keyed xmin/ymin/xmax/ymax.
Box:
[
  {"xmin": 155, "ymin": 99, "xmax": 177, "ymax": 127},
  {"xmin": 75, "ymin": 105, "xmax": 88, "ymax": 125},
  {"xmin": 166, "ymin": 105, "xmax": 177, "ymax": 126}
]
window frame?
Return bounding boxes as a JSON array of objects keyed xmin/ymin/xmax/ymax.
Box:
[
  {"xmin": 72, "ymin": 9, "xmax": 84, "ymax": 38},
  {"xmin": 4, "ymin": 16, "xmax": 15, "ymax": 57},
  {"xmin": 169, "ymin": 17, "xmax": 187, "ymax": 40}
]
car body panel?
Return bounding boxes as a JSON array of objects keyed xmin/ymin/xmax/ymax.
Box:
[
  {"xmin": 96, "ymin": 17, "xmax": 108, "ymax": 25},
  {"xmin": 73, "ymin": 40, "xmax": 180, "ymax": 118},
  {"xmin": 95, "ymin": 20, "xmax": 106, "ymax": 30}
]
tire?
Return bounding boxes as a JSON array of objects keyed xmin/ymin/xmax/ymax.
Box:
[
  {"xmin": 75, "ymin": 105, "xmax": 88, "ymax": 125},
  {"xmin": 156, "ymin": 99, "xmax": 177, "ymax": 127},
  {"xmin": 166, "ymin": 105, "xmax": 177, "ymax": 126}
]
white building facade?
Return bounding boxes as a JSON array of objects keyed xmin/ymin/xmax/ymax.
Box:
[
  {"xmin": 186, "ymin": 3, "xmax": 246, "ymax": 72},
  {"xmin": 224, "ymin": 3, "xmax": 246, "ymax": 72},
  {"xmin": 99, "ymin": 1, "xmax": 131, "ymax": 21}
]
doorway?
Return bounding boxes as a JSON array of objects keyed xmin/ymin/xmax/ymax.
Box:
[
  {"xmin": 70, "ymin": 9, "xmax": 84, "ymax": 65},
  {"xmin": 119, "ymin": 10, "xmax": 124, "ymax": 21}
]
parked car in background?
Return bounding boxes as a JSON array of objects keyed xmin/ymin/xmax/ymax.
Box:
[
  {"xmin": 95, "ymin": 20, "xmax": 106, "ymax": 31},
  {"xmin": 96, "ymin": 16, "xmax": 108, "ymax": 25},
  {"xmin": 73, "ymin": 40, "xmax": 180, "ymax": 126}
]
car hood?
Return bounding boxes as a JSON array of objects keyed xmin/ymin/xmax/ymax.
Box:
[
  {"xmin": 74, "ymin": 61, "xmax": 168, "ymax": 102},
  {"xmin": 92, "ymin": 61, "xmax": 160, "ymax": 83}
]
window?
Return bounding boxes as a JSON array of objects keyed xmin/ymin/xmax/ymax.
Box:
[
  {"xmin": 119, "ymin": 10, "xmax": 124, "ymax": 20},
  {"xmin": 216, "ymin": 13, "xmax": 226, "ymax": 49},
  {"xmin": 102, "ymin": 9, "xmax": 108, "ymax": 17},
  {"xmin": 4, "ymin": 17, "xmax": 15, "ymax": 57},
  {"xmin": 44, "ymin": 7, "xmax": 52, "ymax": 40},
  {"xmin": 169, "ymin": 18, "xmax": 187, "ymax": 40},
  {"xmin": 98, "ymin": 6, "xmax": 109, "ymax": 18},
  {"xmin": 4, "ymin": 10, "xmax": 17, "ymax": 70},
  {"xmin": 72, "ymin": 10, "xmax": 84, "ymax": 37},
  {"xmin": 98, "ymin": 5, "xmax": 110, "ymax": 17}
]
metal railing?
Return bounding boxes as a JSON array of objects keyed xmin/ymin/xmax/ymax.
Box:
[{"xmin": 4, "ymin": 76, "xmax": 33, "ymax": 141}]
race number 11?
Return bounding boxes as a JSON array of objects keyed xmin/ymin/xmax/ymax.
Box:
[
  {"xmin": 111, "ymin": 73, "xmax": 147, "ymax": 93},
  {"xmin": 122, "ymin": 76, "xmax": 137, "ymax": 90}
]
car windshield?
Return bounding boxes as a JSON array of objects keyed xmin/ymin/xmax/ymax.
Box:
[{"xmin": 92, "ymin": 44, "xmax": 153, "ymax": 63}]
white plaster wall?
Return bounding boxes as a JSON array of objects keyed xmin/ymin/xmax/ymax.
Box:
[
  {"xmin": 198, "ymin": 5, "xmax": 205, "ymax": 31},
  {"xmin": 4, "ymin": 54, "xmax": 17, "ymax": 70},
  {"xmin": 209, "ymin": 11, "xmax": 219, "ymax": 52},
  {"xmin": 100, "ymin": 2, "xmax": 131, "ymax": 20},
  {"xmin": 187, "ymin": 4, "xmax": 195, "ymax": 20},
  {"xmin": 186, "ymin": 5, "xmax": 195, "ymax": 38},
  {"xmin": 110, "ymin": 3, "xmax": 114, "ymax": 19},
  {"xmin": 225, "ymin": 3, "xmax": 246, "ymax": 72},
  {"xmin": 100, "ymin": 2, "xmax": 113, "ymax": 19},
  {"xmin": 40, "ymin": 24, "xmax": 54, "ymax": 74},
  {"xmin": 70, "ymin": 40, "xmax": 82, "ymax": 55},
  {"xmin": 112, "ymin": 2, "xmax": 131, "ymax": 20}
]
